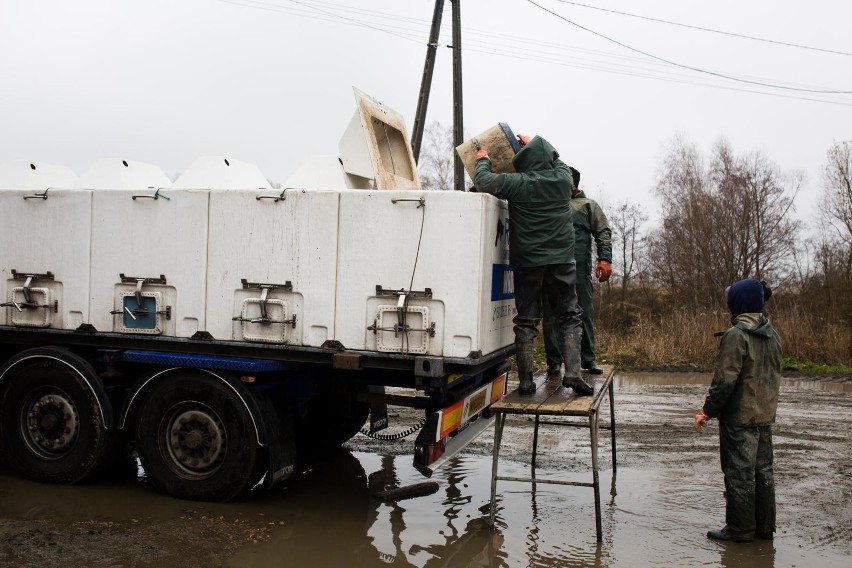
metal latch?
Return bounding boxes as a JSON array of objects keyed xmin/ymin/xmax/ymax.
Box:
[
  {"xmin": 232, "ymin": 279, "xmax": 297, "ymax": 327},
  {"xmin": 131, "ymin": 188, "xmax": 170, "ymax": 201},
  {"xmin": 367, "ymin": 285, "xmax": 436, "ymax": 337},
  {"xmin": 374, "ymin": 285, "xmax": 432, "ymax": 300},
  {"xmin": 0, "ymin": 270, "xmax": 58, "ymax": 313},
  {"xmin": 368, "ymin": 318, "xmax": 436, "ymax": 337},
  {"xmin": 109, "ymin": 274, "xmax": 171, "ymax": 320}
]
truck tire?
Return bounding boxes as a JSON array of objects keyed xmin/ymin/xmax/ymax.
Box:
[
  {"xmin": 135, "ymin": 372, "xmax": 267, "ymax": 501},
  {"xmin": 0, "ymin": 356, "xmax": 116, "ymax": 484}
]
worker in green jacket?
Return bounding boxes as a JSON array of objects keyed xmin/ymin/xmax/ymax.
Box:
[
  {"xmin": 695, "ymin": 278, "xmax": 780, "ymax": 543},
  {"xmin": 474, "ymin": 135, "xmax": 593, "ymax": 396},
  {"xmin": 542, "ymin": 168, "xmax": 612, "ymax": 375}
]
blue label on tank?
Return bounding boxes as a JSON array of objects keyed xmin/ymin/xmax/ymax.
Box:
[{"xmin": 491, "ymin": 264, "xmax": 514, "ymax": 301}]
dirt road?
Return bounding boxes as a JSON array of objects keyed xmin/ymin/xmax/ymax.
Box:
[{"xmin": 0, "ymin": 372, "xmax": 849, "ymax": 567}]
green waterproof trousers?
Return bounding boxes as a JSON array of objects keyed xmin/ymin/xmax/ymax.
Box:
[
  {"xmin": 718, "ymin": 420, "xmax": 776, "ymax": 538},
  {"xmin": 543, "ymin": 265, "xmax": 594, "ymax": 368}
]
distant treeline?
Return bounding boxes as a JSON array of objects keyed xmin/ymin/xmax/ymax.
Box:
[
  {"xmin": 416, "ymin": 124, "xmax": 852, "ymax": 369},
  {"xmin": 593, "ymin": 137, "xmax": 852, "ymax": 370}
]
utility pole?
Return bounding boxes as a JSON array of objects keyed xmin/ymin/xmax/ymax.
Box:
[
  {"xmin": 451, "ymin": 0, "xmax": 464, "ymax": 191},
  {"xmin": 410, "ymin": 0, "xmax": 444, "ymax": 164},
  {"xmin": 410, "ymin": 0, "xmax": 465, "ymax": 191}
]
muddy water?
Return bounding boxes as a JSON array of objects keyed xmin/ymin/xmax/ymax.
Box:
[{"xmin": 0, "ymin": 372, "xmax": 850, "ymax": 567}]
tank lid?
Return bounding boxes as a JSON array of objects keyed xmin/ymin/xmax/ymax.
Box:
[
  {"xmin": 0, "ymin": 161, "xmax": 78, "ymax": 190},
  {"xmin": 173, "ymin": 156, "xmax": 271, "ymax": 190}
]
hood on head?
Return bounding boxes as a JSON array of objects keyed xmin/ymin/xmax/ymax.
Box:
[
  {"xmin": 726, "ymin": 279, "xmax": 764, "ymax": 317},
  {"xmin": 512, "ymin": 136, "xmax": 559, "ymax": 173}
]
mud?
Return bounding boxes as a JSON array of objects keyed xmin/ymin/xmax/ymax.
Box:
[{"xmin": 0, "ymin": 372, "xmax": 849, "ymax": 567}]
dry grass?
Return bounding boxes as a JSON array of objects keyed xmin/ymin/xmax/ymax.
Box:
[{"xmin": 590, "ymin": 305, "xmax": 852, "ymax": 369}]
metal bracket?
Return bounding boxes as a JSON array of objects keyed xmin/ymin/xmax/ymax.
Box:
[
  {"xmin": 131, "ymin": 188, "xmax": 171, "ymax": 201},
  {"xmin": 232, "ymin": 279, "xmax": 297, "ymax": 327},
  {"xmin": 109, "ymin": 274, "xmax": 171, "ymax": 320},
  {"xmin": 391, "ymin": 196, "xmax": 425, "ymax": 208},
  {"xmin": 256, "ymin": 188, "xmax": 290, "ymax": 202},
  {"xmin": 368, "ymin": 319, "xmax": 436, "ymax": 338},
  {"xmin": 367, "ymin": 285, "xmax": 436, "ymax": 343},
  {"xmin": 0, "ymin": 270, "xmax": 58, "ymax": 312},
  {"xmin": 23, "ymin": 188, "xmax": 50, "ymax": 200},
  {"xmin": 374, "ymin": 285, "xmax": 432, "ymax": 300}
]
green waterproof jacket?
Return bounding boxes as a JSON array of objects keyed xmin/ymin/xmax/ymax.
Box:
[
  {"xmin": 571, "ymin": 190, "xmax": 612, "ymax": 269},
  {"xmin": 474, "ymin": 136, "xmax": 574, "ymax": 267},
  {"xmin": 702, "ymin": 313, "xmax": 782, "ymax": 426}
]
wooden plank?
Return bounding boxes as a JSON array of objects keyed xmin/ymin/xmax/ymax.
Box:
[
  {"xmin": 492, "ymin": 372, "xmax": 559, "ymax": 414},
  {"xmin": 493, "ymin": 366, "xmax": 614, "ymax": 417},
  {"xmin": 545, "ymin": 367, "xmax": 614, "ymax": 416}
]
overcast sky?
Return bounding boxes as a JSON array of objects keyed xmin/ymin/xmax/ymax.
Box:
[{"xmin": 1, "ymin": 0, "xmax": 849, "ymax": 223}]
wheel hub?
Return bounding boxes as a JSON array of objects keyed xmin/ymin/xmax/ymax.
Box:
[
  {"xmin": 24, "ymin": 392, "xmax": 80, "ymax": 457},
  {"xmin": 165, "ymin": 405, "xmax": 226, "ymax": 478}
]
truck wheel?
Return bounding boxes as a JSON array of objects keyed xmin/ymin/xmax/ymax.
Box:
[
  {"xmin": 135, "ymin": 373, "xmax": 267, "ymax": 501},
  {"xmin": 0, "ymin": 358, "xmax": 114, "ymax": 484}
]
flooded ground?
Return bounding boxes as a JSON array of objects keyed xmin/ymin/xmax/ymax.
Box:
[{"xmin": 0, "ymin": 371, "xmax": 850, "ymax": 567}]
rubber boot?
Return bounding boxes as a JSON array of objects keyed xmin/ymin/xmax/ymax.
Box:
[
  {"xmin": 516, "ymin": 341, "xmax": 536, "ymax": 395},
  {"xmin": 561, "ymin": 329, "xmax": 594, "ymax": 395}
]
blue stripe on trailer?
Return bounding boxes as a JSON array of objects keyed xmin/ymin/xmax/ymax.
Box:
[{"xmin": 122, "ymin": 350, "xmax": 291, "ymax": 372}]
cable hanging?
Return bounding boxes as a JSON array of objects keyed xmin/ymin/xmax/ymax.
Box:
[
  {"xmin": 525, "ymin": 0, "xmax": 852, "ymax": 94},
  {"xmin": 550, "ymin": 0, "xmax": 852, "ymax": 57}
]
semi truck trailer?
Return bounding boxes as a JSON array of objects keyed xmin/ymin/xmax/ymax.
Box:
[{"xmin": 0, "ymin": 90, "xmax": 515, "ymax": 501}]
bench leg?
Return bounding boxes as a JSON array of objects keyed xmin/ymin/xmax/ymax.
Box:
[
  {"xmin": 609, "ymin": 376, "xmax": 617, "ymax": 474},
  {"xmin": 590, "ymin": 409, "xmax": 602, "ymax": 543},
  {"xmin": 489, "ymin": 413, "xmax": 506, "ymax": 527},
  {"xmin": 531, "ymin": 414, "xmax": 540, "ymax": 473}
]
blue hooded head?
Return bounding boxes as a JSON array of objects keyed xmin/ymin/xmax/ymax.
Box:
[{"xmin": 726, "ymin": 279, "xmax": 764, "ymax": 317}]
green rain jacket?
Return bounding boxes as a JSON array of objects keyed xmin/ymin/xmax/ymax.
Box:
[
  {"xmin": 702, "ymin": 313, "xmax": 782, "ymax": 426},
  {"xmin": 571, "ymin": 190, "xmax": 612, "ymax": 268},
  {"xmin": 473, "ymin": 136, "xmax": 574, "ymax": 267}
]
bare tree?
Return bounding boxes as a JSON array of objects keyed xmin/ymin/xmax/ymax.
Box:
[
  {"xmin": 649, "ymin": 134, "xmax": 718, "ymax": 303},
  {"xmin": 822, "ymin": 140, "xmax": 852, "ymax": 242},
  {"xmin": 649, "ymin": 135, "xmax": 800, "ymax": 306},
  {"xmin": 610, "ymin": 199, "xmax": 648, "ymax": 302},
  {"xmin": 418, "ymin": 122, "xmax": 456, "ymax": 190},
  {"xmin": 711, "ymin": 140, "xmax": 801, "ymax": 284}
]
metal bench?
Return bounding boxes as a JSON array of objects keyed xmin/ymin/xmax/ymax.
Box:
[{"xmin": 488, "ymin": 365, "xmax": 617, "ymax": 542}]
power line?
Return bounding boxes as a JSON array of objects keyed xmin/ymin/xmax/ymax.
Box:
[
  {"xmin": 211, "ymin": 0, "xmax": 852, "ymax": 104},
  {"xmin": 214, "ymin": 0, "xmax": 422, "ymax": 45},
  {"xmin": 526, "ymin": 0, "xmax": 852, "ymax": 94},
  {"xmin": 550, "ymin": 0, "xmax": 852, "ymax": 57}
]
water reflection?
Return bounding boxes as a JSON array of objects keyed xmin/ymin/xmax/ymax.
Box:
[
  {"xmin": 1, "ymin": 437, "xmax": 849, "ymax": 567},
  {"xmin": 616, "ymin": 372, "xmax": 852, "ymax": 392}
]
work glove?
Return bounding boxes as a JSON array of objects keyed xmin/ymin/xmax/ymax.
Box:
[
  {"xmin": 517, "ymin": 134, "xmax": 531, "ymax": 147},
  {"xmin": 475, "ymin": 148, "xmax": 489, "ymax": 160},
  {"xmin": 595, "ymin": 260, "xmax": 612, "ymax": 282},
  {"xmin": 694, "ymin": 410, "xmax": 709, "ymax": 432}
]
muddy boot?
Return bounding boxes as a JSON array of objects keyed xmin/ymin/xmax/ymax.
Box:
[
  {"xmin": 561, "ymin": 329, "xmax": 594, "ymax": 395},
  {"xmin": 516, "ymin": 341, "xmax": 536, "ymax": 395},
  {"xmin": 546, "ymin": 363, "xmax": 562, "ymax": 376}
]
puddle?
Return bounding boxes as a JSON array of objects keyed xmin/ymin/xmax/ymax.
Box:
[
  {"xmin": 0, "ymin": 371, "xmax": 850, "ymax": 567},
  {"xmin": 1, "ymin": 449, "xmax": 848, "ymax": 568},
  {"xmin": 616, "ymin": 372, "xmax": 852, "ymax": 392}
]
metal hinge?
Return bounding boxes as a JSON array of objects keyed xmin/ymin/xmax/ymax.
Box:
[
  {"xmin": 367, "ymin": 285, "xmax": 435, "ymax": 336},
  {"xmin": 374, "ymin": 285, "xmax": 432, "ymax": 300},
  {"xmin": 0, "ymin": 270, "xmax": 58, "ymax": 313},
  {"xmin": 231, "ymin": 279, "xmax": 297, "ymax": 327},
  {"xmin": 109, "ymin": 274, "xmax": 171, "ymax": 320}
]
